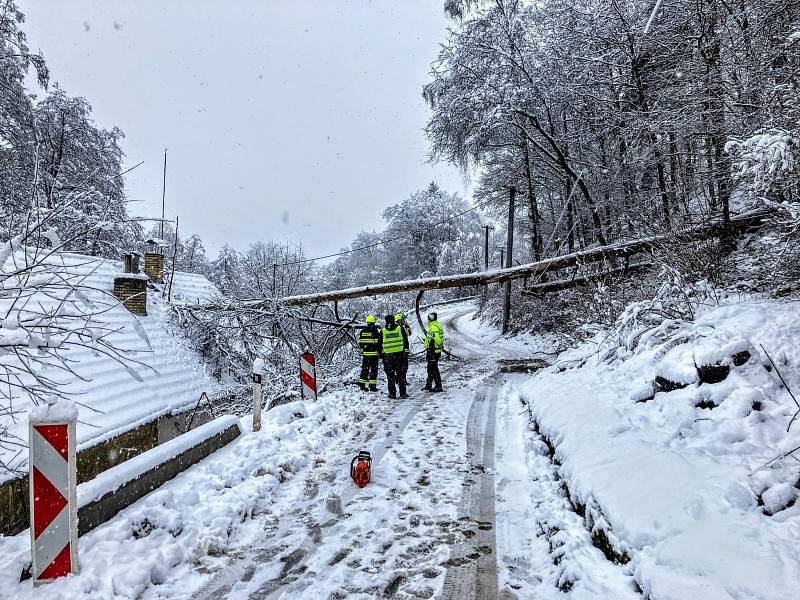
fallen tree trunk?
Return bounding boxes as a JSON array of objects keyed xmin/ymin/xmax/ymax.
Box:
[
  {"xmin": 521, "ymin": 262, "xmax": 653, "ymax": 296},
  {"xmin": 257, "ymin": 212, "xmax": 766, "ymax": 308}
]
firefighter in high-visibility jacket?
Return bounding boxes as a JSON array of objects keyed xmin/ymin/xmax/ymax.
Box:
[
  {"xmin": 379, "ymin": 314, "xmax": 409, "ymax": 399},
  {"xmin": 395, "ymin": 312, "xmax": 411, "ymax": 393},
  {"xmin": 358, "ymin": 314, "xmax": 380, "ymax": 391},
  {"xmin": 423, "ymin": 312, "xmax": 444, "ymax": 392}
]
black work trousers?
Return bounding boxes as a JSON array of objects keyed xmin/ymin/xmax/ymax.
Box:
[
  {"xmin": 359, "ymin": 356, "xmax": 379, "ymax": 391},
  {"xmin": 383, "ymin": 353, "xmax": 407, "ymax": 397},
  {"xmin": 426, "ymin": 352, "xmax": 442, "ymax": 390},
  {"xmin": 398, "ymin": 353, "xmax": 409, "ymax": 387}
]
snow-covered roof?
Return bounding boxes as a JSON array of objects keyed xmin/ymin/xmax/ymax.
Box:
[
  {"xmin": 0, "ymin": 250, "xmax": 219, "ymax": 483},
  {"xmin": 166, "ymin": 270, "xmax": 221, "ymax": 304}
]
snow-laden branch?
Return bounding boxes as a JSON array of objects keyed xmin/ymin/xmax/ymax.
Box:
[{"xmin": 222, "ymin": 210, "xmax": 767, "ymax": 309}]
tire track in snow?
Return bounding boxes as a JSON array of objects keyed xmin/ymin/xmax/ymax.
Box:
[{"xmin": 441, "ymin": 382, "xmax": 503, "ymax": 600}]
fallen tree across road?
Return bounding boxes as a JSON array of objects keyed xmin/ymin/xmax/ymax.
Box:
[
  {"xmin": 245, "ymin": 211, "xmax": 767, "ymax": 308},
  {"xmin": 521, "ymin": 262, "xmax": 653, "ymax": 296}
]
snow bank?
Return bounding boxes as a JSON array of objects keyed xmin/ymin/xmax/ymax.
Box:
[{"xmin": 519, "ymin": 298, "xmax": 800, "ymax": 599}]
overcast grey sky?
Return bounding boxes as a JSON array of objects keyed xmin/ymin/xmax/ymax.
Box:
[{"xmin": 21, "ymin": 1, "xmax": 469, "ymax": 258}]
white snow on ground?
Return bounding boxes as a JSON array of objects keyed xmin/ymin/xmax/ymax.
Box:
[
  {"xmin": 517, "ymin": 297, "xmax": 800, "ymax": 599},
  {"xmin": 7, "ymin": 297, "xmax": 800, "ymax": 599},
  {"xmin": 0, "ymin": 355, "xmax": 491, "ymax": 600},
  {"xmin": 438, "ymin": 304, "xmax": 561, "ymax": 362},
  {"xmin": 494, "ymin": 378, "xmax": 641, "ymax": 599},
  {"xmin": 0, "ymin": 250, "xmax": 220, "ymax": 482},
  {"xmin": 79, "ymin": 415, "xmax": 242, "ymax": 506},
  {"xmin": 225, "ymin": 377, "xmax": 475, "ymax": 599}
]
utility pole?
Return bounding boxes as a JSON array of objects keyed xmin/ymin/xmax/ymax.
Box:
[
  {"xmin": 483, "ymin": 225, "xmax": 493, "ymax": 271},
  {"xmin": 498, "ymin": 248, "xmax": 505, "ymax": 267},
  {"xmin": 502, "ymin": 187, "xmax": 516, "ymax": 334},
  {"xmin": 160, "ymin": 149, "xmax": 167, "ymax": 240},
  {"xmin": 271, "ymin": 262, "xmax": 278, "ymax": 337}
]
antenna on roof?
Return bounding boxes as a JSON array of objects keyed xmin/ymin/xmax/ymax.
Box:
[{"xmin": 160, "ymin": 148, "xmax": 167, "ymax": 239}]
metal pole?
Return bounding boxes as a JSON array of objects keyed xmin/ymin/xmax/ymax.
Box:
[
  {"xmin": 502, "ymin": 187, "xmax": 516, "ymax": 334},
  {"xmin": 167, "ymin": 215, "xmax": 178, "ymax": 302},
  {"xmin": 483, "ymin": 225, "xmax": 491, "ymax": 271},
  {"xmin": 498, "ymin": 248, "xmax": 504, "ymax": 267},
  {"xmin": 160, "ymin": 149, "xmax": 167, "ymax": 239},
  {"xmin": 271, "ymin": 262, "xmax": 277, "ymax": 337}
]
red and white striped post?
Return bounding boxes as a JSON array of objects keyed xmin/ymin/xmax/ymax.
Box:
[
  {"xmin": 29, "ymin": 401, "xmax": 79, "ymax": 584},
  {"xmin": 299, "ymin": 352, "xmax": 318, "ymax": 401}
]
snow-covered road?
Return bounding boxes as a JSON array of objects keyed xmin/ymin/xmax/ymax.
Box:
[
  {"xmin": 183, "ymin": 304, "xmax": 628, "ymax": 600},
  {"xmin": 193, "ymin": 305, "xmax": 522, "ymax": 599},
  {"xmin": 0, "ymin": 302, "xmax": 677, "ymax": 599}
]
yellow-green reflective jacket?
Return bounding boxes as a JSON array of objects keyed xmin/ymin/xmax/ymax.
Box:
[
  {"xmin": 381, "ymin": 326, "xmax": 406, "ymax": 355},
  {"xmin": 424, "ymin": 321, "xmax": 444, "ymax": 354}
]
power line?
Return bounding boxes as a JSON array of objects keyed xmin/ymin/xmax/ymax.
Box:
[{"xmin": 278, "ymin": 196, "xmax": 497, "ymax": 267}]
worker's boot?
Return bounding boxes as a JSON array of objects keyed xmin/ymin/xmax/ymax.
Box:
[
  {"xmin": 358, "ymin": 383, "xmax": 366, "ymax": 391},
  {"xmin": 369, "ymin": 385, "xmax": 378, "ymax": 392}
]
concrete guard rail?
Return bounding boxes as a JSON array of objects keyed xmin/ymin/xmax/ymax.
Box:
[{"xmin": 76, "ymin": 415, "xmax": 242, "ymax": 535}]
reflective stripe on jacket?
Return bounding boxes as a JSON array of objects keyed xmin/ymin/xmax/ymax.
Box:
[{"xmin": 359, "ymin": 325, "xmax": 380, "ymax": 356}]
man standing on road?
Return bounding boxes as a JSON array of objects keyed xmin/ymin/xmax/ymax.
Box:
[
  {"xmin": 379, "ymin": 314, "xmax": 408, "ymax": 399},
  {"xmin": 423, "ymin": 312, "xmax": 444, "ymax": 392},
  {"xmin": 358, "ymin": 314, "xmax": 380, "ymax": 391},
  {"xmin": 395, "ymin": 312, "xmax": 411, "ymax": 393}
]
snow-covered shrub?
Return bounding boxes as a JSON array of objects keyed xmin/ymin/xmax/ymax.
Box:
[
  {"xmin": 611, "ymin": 271, "xmax": 720, "ymax": 358},
  {"xmin": 736, "ymin": 199, "xmax": 800, "ymax": 293},
  {"xmin": 172, "ymin": 299, "xmax": 359, "ymax": 415},
  {"xmin": 727, "ymin": 129, "xmax": 800, "ymax": 201}
]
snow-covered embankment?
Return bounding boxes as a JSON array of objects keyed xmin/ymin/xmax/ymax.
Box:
[{"xmin": 512, "ymin": 298, "xmax": 800, "ymax": 599}]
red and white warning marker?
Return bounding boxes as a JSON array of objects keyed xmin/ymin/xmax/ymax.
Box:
[
  {"xmin": 299, "ymin": 352, "xmax": 318, "ymax": 401},
  {"xmin": 29, "ymin": 400, "xmax": 79, "ymax": 585}
]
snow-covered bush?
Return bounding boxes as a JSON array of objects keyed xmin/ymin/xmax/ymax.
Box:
[
  {"xmin": 727, "ymin": 129, "xmax": 799, "ymax": 200},
  {"xmin": 172, "ymin": 299, "xmax": 359, "ymax": 415},
  {"xmin": 610, "ymin": 271, "xmax": 720, "ymax": 358},
  {"xmin": 743, "ymin": 200, "xmax": 800, "ymax": 291}
]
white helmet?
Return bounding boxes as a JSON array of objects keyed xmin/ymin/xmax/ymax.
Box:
[{"xmin": 427, "ymin": 312, "xmax": 437, "ymax": 322}]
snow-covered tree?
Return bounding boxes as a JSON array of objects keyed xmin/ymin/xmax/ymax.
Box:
[
  {"xmin": 210, "ymin": 244, "xmax": 242, "ymax": 297},
  {"xmin": 426, "ymin": 0, "xmax": 800, "ymax": 257}
]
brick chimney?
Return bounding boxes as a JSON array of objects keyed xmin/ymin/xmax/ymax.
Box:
[
  {"xmin": 144, "ymin": 253, "xmax": 164, "ymax": 283},
  {"xmin": 144, "ymin": 239, "xmax": 165, "ymax": 284},
  {"xmin": 113, "ymin": 274, "xmax": 148, "ymax": 315}
]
